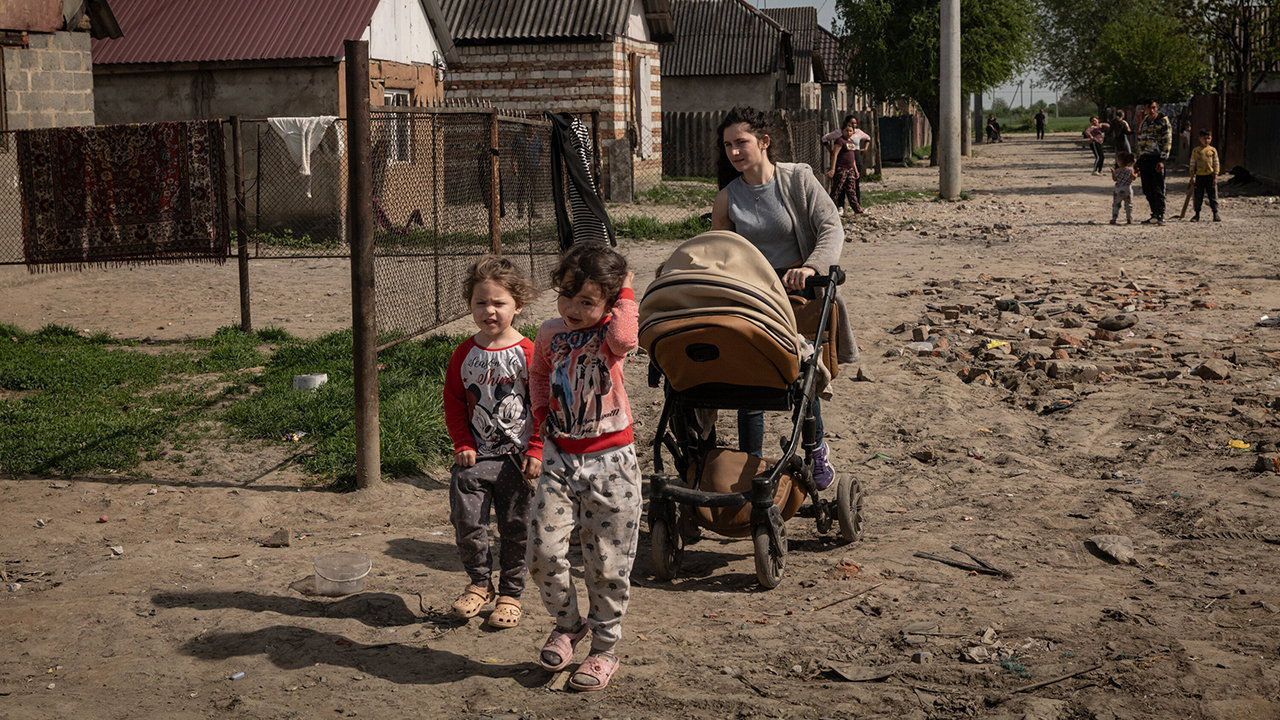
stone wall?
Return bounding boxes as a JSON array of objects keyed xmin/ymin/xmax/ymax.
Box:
[
  {"xmin": 445, "ymin": 38, "xmax": 663, "ymax": 192},
  {"xmin": 1, "ymin": 31, "xmax": 95, "ymax": 129}
]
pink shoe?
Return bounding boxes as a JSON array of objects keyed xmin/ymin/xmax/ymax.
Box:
[
  {"xmin": 569, "ymin": 652, "xmax": 620, "ymax": 692},
  {"xmin": 539, "ymin": 625, "xmax": 588, "ymax": 672}
]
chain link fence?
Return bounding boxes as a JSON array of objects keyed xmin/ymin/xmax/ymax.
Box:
[
  {"xmin": 0, "ymin": 133, "xmax": 22, "ymax": 265},
  {"xmin": 603, "ymin": 109, "xmax": 833, "ymax": 235}
]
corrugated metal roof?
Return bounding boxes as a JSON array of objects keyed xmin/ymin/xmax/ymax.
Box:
[
  {"xmin": 442, "ymin": 0, "xmax": 669, "ymax": 44},
  {"xmin": 761, "ymin": 6, "xmax": 816, "ymax": 84},
  {"xmin": 813, "ymin": 26, "xmax": 846, "ymax": 83},
  {"xmin": 662, "ymin": 0, "xmax": 788, "ymax": 76},
  {"xmin": 92, "ymin": 0, "xmax": 382, "ymax": 65}
]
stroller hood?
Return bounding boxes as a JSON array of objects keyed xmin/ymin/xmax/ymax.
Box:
[{"xmin": 640, "ymin": 231, "xmax": 807, "ymax": 392}]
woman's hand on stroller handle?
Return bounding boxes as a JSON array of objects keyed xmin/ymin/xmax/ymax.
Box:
[
  {"xmin": 799, "ymin": 266, "xmax": 846, "ymax": 290},
  {"xmin": 782, "ymin": 267, "xmax": 816, "ymax": 291}
]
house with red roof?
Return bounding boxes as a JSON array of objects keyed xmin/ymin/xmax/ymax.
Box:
[{"xmin": 91, "ymin": 0, "xmax": 455, "ymax": 123}]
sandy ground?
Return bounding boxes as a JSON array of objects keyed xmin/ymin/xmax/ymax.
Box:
[{"xmin": 3, "ymin": 134, "xmax": 1280, "ymax": 720}]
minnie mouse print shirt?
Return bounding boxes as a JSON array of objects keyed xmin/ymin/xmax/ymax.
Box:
[{"xmin": 444, "ymin": 337, "xmax": 541, "ymax": 458}]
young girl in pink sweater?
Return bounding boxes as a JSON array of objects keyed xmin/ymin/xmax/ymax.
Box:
[{"xmin": 524, "ymin": 243, "xmax": 639, "ymax": 692}]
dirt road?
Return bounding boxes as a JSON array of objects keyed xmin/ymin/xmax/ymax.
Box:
[{"xmin": 3, "ymin": 135, "xmax": 1280, "ymax": 719}]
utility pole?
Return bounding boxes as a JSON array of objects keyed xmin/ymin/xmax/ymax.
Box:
[{"xmin": 939, "ymin": 0, "xmax": 961, "ymax": 199}]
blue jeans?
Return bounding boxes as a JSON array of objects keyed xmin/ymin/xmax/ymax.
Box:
[{"xmin": 738, "ymin": 401, "xmax": 824, "ymax": 457}]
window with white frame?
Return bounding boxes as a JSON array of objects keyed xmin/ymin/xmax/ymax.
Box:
[{"xmin": 383, "ymin": 89, "xmax": 412, "ymax": 163}]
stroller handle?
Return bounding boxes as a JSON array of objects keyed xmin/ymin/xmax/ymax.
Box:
[{"xmin": 803, "ymin": 265, "xmax": 846, "ymax": 289}]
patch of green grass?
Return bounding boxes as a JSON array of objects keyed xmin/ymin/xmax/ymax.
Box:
[
  {"xmin": 221, "ymin": 330, "xmax": 460, "ymax": 485},
  {"xmin": 255, "ymin": 326, "xmax": 294, "ymax": 343},
  {"xmin": 861, "ymin": 189, "xmax": 935, "ymax": 208},
  {"xmin": 911, "ymin": 145, "xmax": 932, "ymax": 161},
  {"xmin": 614, "ymin": 214, "xmax": 711, "ymax": 241},
  {"xmin": 662, "ymin": 175, "xmax": 716, "ymax": 184},
  {"xmin": 860, "ymin": 171, "xmax": 883, "ymax": 183},
  {"xmin": 252, "ymin": 229, "xmax": 341, "ymax": 251},
  {"xmin": 0, "ymin": 324, "xmax": 278, "ymax": 476},
  {"xmin": 638, "ymin": 182, "xmax": 718, "ymax": 207},
  {"xmin": 996, "ymin": 114, "xmax": 1090, "ymax": 134}
]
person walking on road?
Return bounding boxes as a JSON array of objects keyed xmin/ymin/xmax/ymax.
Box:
[
  {"xmin": 821, "ymin": 115, "xmax": 872, "ymax": 205},
  {"xmin": 1034, "ymin": 109, "xmax": 1047, "ymax": 140},
  {"xmin": 1085, "ymin": 116, "xmax": 1109, "ymax": 175},
  {"xmin": 1110, "ymin": 110, "xmax": 1132, "ymax": 155},
  {"xmin": 1135, "ymin": 99, "xmax": 1173, "ymax": 225}
]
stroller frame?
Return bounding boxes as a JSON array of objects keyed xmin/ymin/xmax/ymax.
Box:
[{"xmin": 646, "ymin": 266, "xmax": 864, "ymax": 589}]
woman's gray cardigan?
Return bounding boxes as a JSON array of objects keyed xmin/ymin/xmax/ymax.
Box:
[{"xmin": 771, "ymin": 162, "xmax": 859, "ymax": 364}]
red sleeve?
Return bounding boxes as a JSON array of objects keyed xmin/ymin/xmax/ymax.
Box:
[
  {"xmin": 527, "ymin": 327, "xmax": 553, "ymax": 461},
  {"xmin": 443, "ymin": 339, "xmax": 476, "ymax": 454},
  {"xmin": 520, "ymin": 338, "xmax": 543, "ymax": 460},
  {"xmin": 604, "ymin": 288, "xmax": 639, "ymax": 358}
]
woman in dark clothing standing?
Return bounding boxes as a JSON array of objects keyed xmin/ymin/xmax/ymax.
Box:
[{"xmin": 1110, "ymin": 110, "xmax": 1132, "ymax": 155}]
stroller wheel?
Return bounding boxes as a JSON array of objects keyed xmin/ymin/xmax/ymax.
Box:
[
  {"xmin": 650, "ymin": 514, "xmax": 683, "ymax": 581},
  {"xmin": 752, "ymin": 521, "xmax": 786, "ymax": 589},
  {"xmin": 836, "ymin": 476, "xmax": 865, "ymax": 543}
]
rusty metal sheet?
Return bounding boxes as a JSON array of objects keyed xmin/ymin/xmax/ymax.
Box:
[{"xmin": 0, "ymin": 0, "xmax": 63, "ymax": 34}]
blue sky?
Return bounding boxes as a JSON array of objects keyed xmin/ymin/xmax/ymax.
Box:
[{"xmin": 754, "ymin": 0, "xmax": 1060, "ymax": 107}]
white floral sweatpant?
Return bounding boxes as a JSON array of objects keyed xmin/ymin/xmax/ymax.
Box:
[{"xmin": 525, "ymin": 442, "xmax": 642, "ymax": 653}]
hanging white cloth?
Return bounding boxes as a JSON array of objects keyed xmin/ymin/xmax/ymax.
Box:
[{"xmin": 265, "ymin": 116, "xmax": 342, "ymax": 198}]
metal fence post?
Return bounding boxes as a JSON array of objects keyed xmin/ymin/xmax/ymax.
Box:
[
  {"xmin": 231, "ymin": 116, "xmax": 252, "ymax": 333},
  {"xmin": 489, "ymin": 108, "xmax": 502, "ymax": 254},
  {"xmin": 345, "ymin": 38, "xmax": 380, "ymax": 490}
]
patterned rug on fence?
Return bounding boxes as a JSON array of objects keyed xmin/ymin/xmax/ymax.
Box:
[{"xmin": 17, "ymin": 121, "xmax": 230, "ymax": 270}]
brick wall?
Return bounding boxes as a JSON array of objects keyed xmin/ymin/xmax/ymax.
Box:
[
  {"xmin": 445, "ymin": 38, "xmax": 662, "ymax": 187},
  {"xmin": 2, "ymin": 31, "xmax": 94, "ymax": 130}
]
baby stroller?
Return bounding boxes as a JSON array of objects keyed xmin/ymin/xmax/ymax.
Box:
[{"xmin": 639, "ymin": 231, "xmax": 864, "ymax": 589}]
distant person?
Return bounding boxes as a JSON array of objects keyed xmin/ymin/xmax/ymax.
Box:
[
  {"xmin": 826, "ymin": 121, "xmax": 863, "ymax": 215},
  {"xmin": 1110, "ymin": 151, "xmax": 1137, "ymax": 225},
  {"xmin": 1084, "ymin": 116, "xmax": 1109, "ymax": 175},
  {"xmin": 1136, "ymin": 99, "xmax": 1173, "ymax": 225},
  {"xmin": 821, "ymin": 115, "xmax": 872, "ymax": 204},
  {"xmin": 1187, "ymin": 129, "xmax": 1222, "ymax": 222},
  {"xmin": 1034, "ymin": 109, "xmax": 1046, "ymax": 140},
  {"xmin": 1110, "ymin": 110, "xmax": 1132, "ymax": 155},
  {"xmin": 986, "ymin": 115, "xmax": 1003, "ymax": 143}
]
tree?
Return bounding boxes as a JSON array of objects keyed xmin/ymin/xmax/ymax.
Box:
[
  {"xmin": 837, "ymin": 0, "xmax": 1035, "ymax": 165},
  {"xmin": 1095, "ymin": 6, "xmax": 1211, "ymax": 106},
  {"xmin": 1037, "ymin": 0, "xmax": 1211, "ymax": 110}
]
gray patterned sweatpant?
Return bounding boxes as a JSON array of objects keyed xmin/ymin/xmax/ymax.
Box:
[
  {"xmin": 526, "ymin": 442, "xmax": 643, "ymax": 653},
  {"xmin": 449, "ymin": 456, "xmax": 532, "ymax": 598}
]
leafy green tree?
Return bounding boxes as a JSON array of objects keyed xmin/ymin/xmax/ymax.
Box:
[
  {"xmin": 837, "ymin": 0, "xmax": 1035, "ymax": 165},
  {"xmin": 1037, "ymin": 0, "xmax": 1211, "ymax": 109},
  {"xmin": 1095, "ymin": 7, "xmax": 1211, "ymax": 105}
]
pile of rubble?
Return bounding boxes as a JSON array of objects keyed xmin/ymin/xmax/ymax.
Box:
[{"xmin": 884, "ymin": 272, "xmax": 1272, "ymax": 415}]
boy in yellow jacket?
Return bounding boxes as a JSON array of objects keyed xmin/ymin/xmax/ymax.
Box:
[{"xmin": 1188, "ymin": 130, "xmax": 1221, "ymax": 222}]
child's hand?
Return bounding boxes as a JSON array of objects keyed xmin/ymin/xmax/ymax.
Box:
[
  {"xmin": 623, "ymin": 272, "xmax": 634, "ymax": 290},
  {"xmin": 522, "ymin": 455, "xmax": 542, "ymax": 483},
  {"xmin": 454, "ymin": 449, "xmax": 477, "ymax": 468}
]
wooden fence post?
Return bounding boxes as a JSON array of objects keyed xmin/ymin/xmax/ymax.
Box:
[
  {"xmin": 489, "ymin": 108, "xmax": 501, "ymax": 254},
  {"xmin": 345, "ymin": 38, "xmax": 380, "ymax": 490},
  {"xmin": 231, "ymin": 116, "xmax": 252, "ymax": 333}
]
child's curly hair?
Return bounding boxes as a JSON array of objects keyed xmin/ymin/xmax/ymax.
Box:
[
  {"xmin": 463, "ymin": 255, "xmax": 538, "ymax": 307},
  {"xmin": 553, "ymin": 243, "xmax": 628, "ymax": 305}
]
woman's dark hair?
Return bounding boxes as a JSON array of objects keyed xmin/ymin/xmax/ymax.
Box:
[
  {"xmin": 553, "ymin": 243, "xmax": 628, "ymax": 305},
  {"xmin": 841, "ymin": 114, "xmax": 857, "ymax": 128},
  {"xmin": 715, "ymin": 106, "xmax": 772, "ymax": 189},
  {"xmin": 1118, "ymin": 151, "xmax": 1135, "ymax": 165}
]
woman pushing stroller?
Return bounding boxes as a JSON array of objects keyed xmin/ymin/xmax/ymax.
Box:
[{"xmin": 710, "ymin": 106, "xmax": 859, "ymax": 489}]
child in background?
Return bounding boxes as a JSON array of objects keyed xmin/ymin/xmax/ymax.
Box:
[
  {"xmin": 525, "ymin": 243, "xmax": 640, "ymax": 692},
  {"xmin": 826, "ymin": 122, "xmax": 863, "ymax": 215},
  {"xmin": 443, "ymin": 256, "xmax": 541, "ymax": 629},
  {"xmin": 1188, "ymin": 130, "xmax": 1222, "ymax": 222},
  {"xmin": 1110, "ymin": 152, "xmax": 1137, "ymax": 225}
]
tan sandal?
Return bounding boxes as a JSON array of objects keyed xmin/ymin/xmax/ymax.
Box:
[
  {"xmin": 485, "ymin": 596, "xmax": 522, "ymax": 629},
  {"xmin": 450, "ymin": 584, "xmax": 493, "ymax": 619}
]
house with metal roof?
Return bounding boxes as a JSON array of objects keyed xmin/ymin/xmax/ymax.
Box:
[
  {"xmin": 1, "ymin": 0, "xmax": 120, "ymax": 131},
  {"xmin": 760, "ymin": 6, "xmax": 828, "ymax": 111},
  {"xmin": 659, "ymin": 0, "xmax": 792, "ymax": 113},
  {"xmin": 440, "ymin": 0, "xmax": 675, "ymax": 191},
  {"xmin": 90, "ymin": 0, "xmax": 456, "ymax": 124}
]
